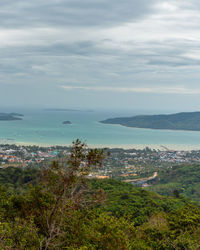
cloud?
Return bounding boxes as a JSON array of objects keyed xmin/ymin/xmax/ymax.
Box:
[
  {"xmin": 0, "ymin": 0, "xmax": 158, "ymax": 29},
  {"xmin": 1, "ymin": 0, "xmax": 200, "ymax": 109},
  {"xmin": 61, "ymin": 85, "xmax": 200, "ymax": 95}
]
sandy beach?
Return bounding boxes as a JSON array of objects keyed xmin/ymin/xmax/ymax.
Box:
[{"xmin": 5, "ymin": 140, "xmax": 200, "ymax": 151}]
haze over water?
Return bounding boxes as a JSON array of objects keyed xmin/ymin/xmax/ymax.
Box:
[{"xmin": 1, "ymin": 109, "xmax": 200, "ymax": 150}]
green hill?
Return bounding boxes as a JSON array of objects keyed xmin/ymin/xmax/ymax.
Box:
[
  {"xmin": 100, "ymin": 111, "xmax": 200, "ymax": 131},
  {"xmin": 89, "ymin": 179, "xmax": 192, "ymax": 225},
  {"xmin": 0, "ymin": 167, "xmax": 200, "ymax": 249},
  {"xmin": 148, "ymin": 164, "xmax": 200, "ymax": 201},
  {"xmin": 1, "ymin": 141, "xmax": 200, "ymax": 249}
]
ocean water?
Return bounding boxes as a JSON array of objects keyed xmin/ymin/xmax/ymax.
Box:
[{"xmin": 1, "ymin": 109, "xmax": 200, "ymax": 150}]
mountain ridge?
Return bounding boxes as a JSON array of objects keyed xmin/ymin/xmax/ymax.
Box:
[{"xmin": 100, "ymin": 111, "xmax": 200, "ymax": 131}]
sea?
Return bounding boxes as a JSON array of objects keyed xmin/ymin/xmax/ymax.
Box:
[{"xmin": 1, "ymin": 108, "xmax": 200, "ymax": 150}]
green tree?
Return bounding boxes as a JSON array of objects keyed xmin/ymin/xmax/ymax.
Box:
[{"xmin": 11, "ymin": 139, "xmax": 105, "ymax": 249}]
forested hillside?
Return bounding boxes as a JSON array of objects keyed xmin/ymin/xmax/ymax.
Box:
[
  {"xmin": 148, "ymin": 164, "xmax": 200, "ymax": 201},
  {"xmin": 0, "ymin": 141, "xmax": 200, "ymax": 249},
  {"xmin": 101, "ymin": 111, "xmax": 200, "ymax": 131}
]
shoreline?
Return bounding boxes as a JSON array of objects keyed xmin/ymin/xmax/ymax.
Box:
[
  {"xmin": 1, "ymin": 140, "xmax": 200, "ymax": 151},
  {"xmin": 99, "ymin": 122, "xmax": 200, "ymax": 134}
]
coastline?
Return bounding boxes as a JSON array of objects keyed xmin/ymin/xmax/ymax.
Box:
[
  {"xmin": 2, "ymin": 140, "xmax": 200, "ymax": 151},
  {"xmin": 99, "ymin": 122, "xmax": 200, "ymax": 134}
]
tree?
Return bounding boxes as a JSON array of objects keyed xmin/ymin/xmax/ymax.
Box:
[
  {"xmin": 173, "ymin": 189, "xmax": 180, "ymax": 198},
  {"xmin": 20, "ymin": 139, "xmax": 105, "ymax": 249}
]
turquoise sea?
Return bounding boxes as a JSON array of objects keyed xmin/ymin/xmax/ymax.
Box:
[{"xmin": 1, "ymin": 109, "xmax": 200, "ymax": 150}]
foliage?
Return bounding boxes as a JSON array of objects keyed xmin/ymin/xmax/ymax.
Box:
[
  {"xmin": 101, "ymin": 111, "xmax": 200, "ymax": 131},
  {"xmin": 0, "ymin": 166, "xmax": 39, "ymax": 192},
  {"xmin": 89, "ymin": 179, "xmax": 190, "ymax": 226},
  {"xmin": 148, "ymin": 164, "xmax": 200, "ymax": 201},
  {"xmin": 0, "ymin": 141, "xmax": 200, "ymax": 249}
]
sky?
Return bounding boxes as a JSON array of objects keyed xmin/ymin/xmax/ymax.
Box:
[{"xmin": 1, "ymin": 0, "xmax": 200, "ymax": 111}]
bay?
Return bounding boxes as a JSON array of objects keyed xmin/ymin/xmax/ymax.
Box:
[{"xmin": 0, "ymin": 109, "xmax": 200, "ymax": 150}]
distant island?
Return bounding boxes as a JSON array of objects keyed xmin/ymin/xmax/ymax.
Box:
[
  {"xmin": 0, "ymin": 113, "xmax": 23, "ymax": 121},
  {"xmin": 62, "ymin": 121, "xmax": 72, "ymax": 125},
  {"xmin": 100, "ymin": 111, "xmax": 200, "ymax": 131},
  {"xmin": 45, "ymin": 108, "xmax": 93, "ymax": 112}
]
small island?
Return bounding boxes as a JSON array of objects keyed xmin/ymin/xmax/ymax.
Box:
[
  {"xmin": 100, "ymin": 111, "xmax": 200, "ymax": 131},
  {"xmin": 0, "ymin": 113, "xmax": 24, "ymax": 121},
  {"xmin": 46, "ymin": 108, "xmax": 79, "ymax": 112},
  {"xmin": 62, "ymin": 121, "xmax": 72, "ymax": 125},
  {"xmin": 45, "ymin": 108, "xmax": 93, "ymax": 112}
]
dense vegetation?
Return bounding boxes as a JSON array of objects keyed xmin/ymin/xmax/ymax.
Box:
[
  {"xmin": 100, "ymin": 111, "xmax": 200, "ymax": 131},
  {"xmin": 148, "ymin": 164, "xmax": 200, "ymax": 201},
  {"xmin": 0, "ymin": 167, "xmax": 39, "ymax": 191},
  {"xmin": 1, "ymin": 141, "xmax": 200, "ymax": 249}
]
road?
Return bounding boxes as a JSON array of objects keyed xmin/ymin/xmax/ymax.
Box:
[{"xmin": 123, "ymin": 172, "xmax": 158, "ymax": 183}]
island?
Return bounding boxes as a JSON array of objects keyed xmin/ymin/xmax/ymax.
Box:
[
  {"xmin": 62, "ymin": 121, "xmax": 72, "ymax": 125},
  {"xmin": 0, "ymin": 113, "xmax": 23, "ymax": 121},
  {"xmin": 45, "ymin": 108, "xmax": 93, "ymax": 112},
  {"xmin": 100, "ymin": 111, "xmax": 200, "ymax": 131}
]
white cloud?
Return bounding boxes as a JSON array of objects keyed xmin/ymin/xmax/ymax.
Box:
[
  {"xmin": 157, "ymin": 2, "xmax": 178, "ymax": 12},
  {"xmin": 1, "ymin": 0, "xmax": 200, "ymax": 109},
  {"xmin": 61, "ymin": 85, "xmax": 200, "ymax": 95},
  {"xmin": 183, "ymin": 51, "xmax": 200, "ymax": 60}
]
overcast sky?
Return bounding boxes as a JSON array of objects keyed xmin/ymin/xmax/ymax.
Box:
[{"xmin": 1, "ymin": 0, "xmax": 200, "ymax": 111}]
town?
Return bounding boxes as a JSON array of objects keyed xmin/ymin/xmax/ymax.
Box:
[{"xmin": 1, "ymin": 144, "xmax": 200, "ymax": 184}]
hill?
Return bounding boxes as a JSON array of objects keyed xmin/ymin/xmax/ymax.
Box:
[
  {"xmin": 89, "ymin": 179, "xmax": 191, "ymax": 225},
  {"xmin": 0, "ymin": 113, "xmax": 23, "ymax": 121},
  {"xmin": 0, "ymin": 166, "xmax": 200, "ymax": 249},
  {"xmin": 148, "ymin": 164, "xmax": 200, "ymax": 201},
  {"xmin": 1, "ymin": 140, "xmax": 200, "ymax": 249},
  {"xmin": 100, "ymin": 111, "xmax": 200, "ymax": 131}
]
